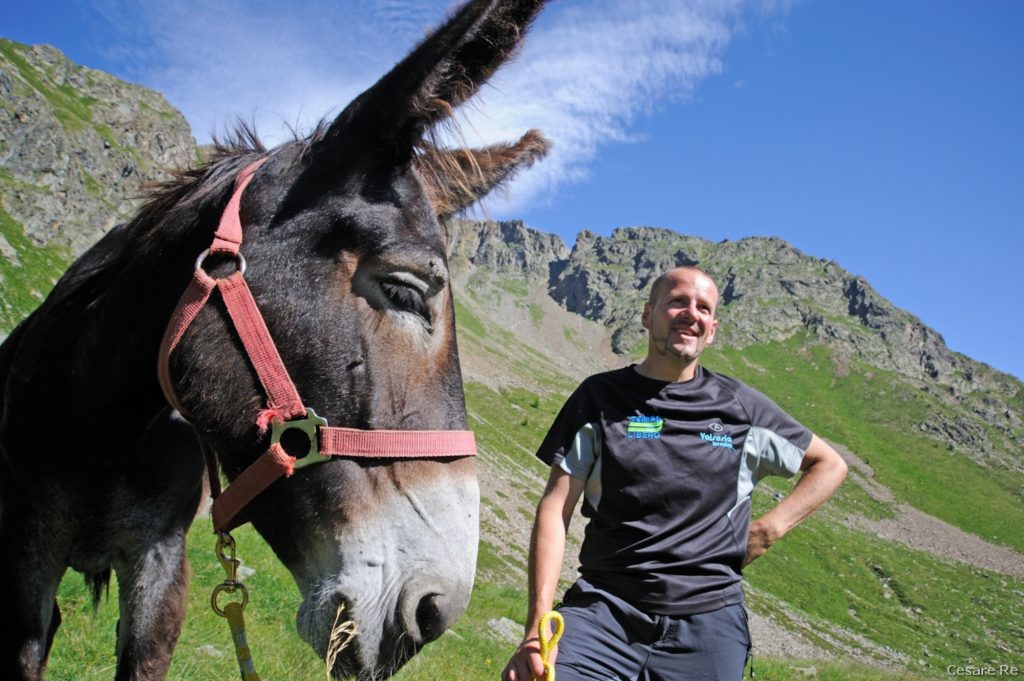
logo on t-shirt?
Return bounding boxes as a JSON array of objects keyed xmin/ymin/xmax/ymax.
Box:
[
  {"xmin": 699, "ymin": 429, "xmax": 735, "ymax": 450},
  {"xmin": 627, "ymin": 415, "xmax": 664, "ymax": 439}
]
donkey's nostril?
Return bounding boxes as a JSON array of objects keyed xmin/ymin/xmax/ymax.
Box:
[
  {"xmin": 399, "ymin": 580, "xmax": 465, "ymax": 646},
  {"xmin": 414, "ymin": 592, "xmax": 449, "ymax": 644}
]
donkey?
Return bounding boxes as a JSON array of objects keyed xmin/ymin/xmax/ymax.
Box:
[{"xmin": 0, "ymin": 1, "xmax": 549, "ymax": 678}]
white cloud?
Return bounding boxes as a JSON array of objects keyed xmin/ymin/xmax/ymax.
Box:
[
  {"xmin": 455, "ymin": 0, "xmax": 745, "ymax": 214},
  {"xmin": 92, "ymin": 0, "xmax": 777, "ymax": 210}
]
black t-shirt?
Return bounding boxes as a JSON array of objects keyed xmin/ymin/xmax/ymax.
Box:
[{"xmin": 537, "ymin": 365, "xmax": 812, "ymax": 615}]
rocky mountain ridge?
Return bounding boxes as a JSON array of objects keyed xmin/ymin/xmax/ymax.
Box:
[
  {"xmin": 448, "ymin": 219, "xmax": 1023, "ymax": 461},
  {"xmin": 454, "ymin": 221, "xmax": 981, "ymax": 382},
  {"xmin": 0, "ymin": 39, "xmax": 195, "ymax": 256}
]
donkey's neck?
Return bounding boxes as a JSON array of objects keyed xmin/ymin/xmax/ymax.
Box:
[{"xmin": 88, "ymin": 224, "xmax": 217, "ymax": 426}]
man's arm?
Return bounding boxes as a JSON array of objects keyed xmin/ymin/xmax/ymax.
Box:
[
  {"xmin": 503, "ymin": 467, "xmax": 585, "ymax": 681},
  {"xmin": 744, "ymin": 434, "xmax": 847, "ymax": 566}
]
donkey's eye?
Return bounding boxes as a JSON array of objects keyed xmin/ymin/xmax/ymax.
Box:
[{"xmin": 381, "ymin": 278, "xmax": 431, "ymax": 325}]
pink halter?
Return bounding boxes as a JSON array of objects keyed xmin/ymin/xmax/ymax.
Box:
[{"xmin": 158, "ymin": 158, "xmax": 476, "ymax": 532}]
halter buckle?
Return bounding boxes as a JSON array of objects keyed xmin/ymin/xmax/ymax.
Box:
[{"xmin": 271, "ymin": 408, "xmax": 330, "ymax": 469}]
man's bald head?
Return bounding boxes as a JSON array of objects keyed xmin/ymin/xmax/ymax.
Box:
[{"xmin": 647, "ymin": 267, "xmax": 720, "ymax": 317}]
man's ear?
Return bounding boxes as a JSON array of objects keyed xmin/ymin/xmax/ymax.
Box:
[
  {"xmin": 706, "ymin": 318, "xmax": 719, "ymax": 345},
  {"xmin": 641, "ymin": 303, "xmax": 652, "ymax": 330}
]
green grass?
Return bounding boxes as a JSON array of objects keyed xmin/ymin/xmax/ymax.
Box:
[
  {"xmin": 465, "ymin": 381, "xmax": 562, "ymax": 469},
  {"xmin": 453, "ymin": 298, "xmax": 486, "ymax": 338},
  {"xmin": 45, "ymin": 519, "xmax": 535, "ymax": 681},
  {"xmin": 92, "ymin": 122, "xmax": 132, "ymax": 156},
  {"xmin": 0, "ymin": 39, "xmax": 138, "ymax": 157},
  {"xmin": 81, "ymin": 169, "xmax": 103, "ymax": 196},
  {"xmin": 139, "ymin": 100, "xmax": 180, "ymax": 120},
  {"xmin": 458, "ymin": 319, "xmax": 1024, "ymax": 678},
  {"xmin": 46, "ymin": 505, "xmax": 1022, "ymax": 681},
  {"xmin": 48, "ymin": 523, "xmax": 323, "ymax": 680},
  {"xmin": 745, "ymin": 489, "xmax": 1024, "ymax": 676},
  {"xmin": 28, "ymin": 334, "xmax": 1024, "ymax": 681},
  {"xmin": 528, "ymin": 303, "xmax": 544, "ymax": 328},
  {"xmin": 824, "ymin": 470, "xmax": 896, "ymax": 521},
  {"xmin": 749, "ymin": 659, "xmax": 926, "ymax": 680},
  {"xmin": 0, "ymin": 202, "xmax": 72, "ymax": 332},
  {"xmin": 561, "ymin": 325, "xmax": 588, "ymax": 351},
  {"xmin": 393, "ymin": 581, "xmax": 528, "ymax": 681},
  {"xmin": 455, "ymin": 300, "xmax": 578, "ymax": 396},
  {"xmin": 495, "ymin": 276, "xmax": 530, "ymax": 298}
]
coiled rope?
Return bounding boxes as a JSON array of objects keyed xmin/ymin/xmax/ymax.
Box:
[{"xmin": 535, "ymin": 611, "xmax": 565, "ymax": 681}]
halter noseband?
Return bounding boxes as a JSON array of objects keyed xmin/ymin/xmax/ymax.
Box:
[{"xmin": 158, "ymin": 158, "xmax": 476, "ymax": 532}]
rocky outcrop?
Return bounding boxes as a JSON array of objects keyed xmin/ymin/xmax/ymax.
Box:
[
  {"xmin": 447, "ymin": 219, "xmax": 568, "ymax": 280},
  {"xmin": 0, "ymin": 40, "xmax": 195, "ymax": 256},
  {"xmin": 548, "ymin": 228, "xmax": 1008, "ymax": 394}
]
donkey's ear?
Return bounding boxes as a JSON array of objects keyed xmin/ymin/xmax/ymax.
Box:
[
  {"xmin": 317, "ymin": 0, "xmax": 546, "ymax": 160},
  {"xmin": 416, "ymin": 130, "xmax": 550, "ymax": 218}
]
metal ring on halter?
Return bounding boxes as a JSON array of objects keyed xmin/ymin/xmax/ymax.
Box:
[{"xmin": 195, "ymin": 248, "xmax": 247, "ymax": 276}]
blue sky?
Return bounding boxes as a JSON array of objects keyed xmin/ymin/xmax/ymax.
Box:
[{"xmin": 6, "ymin": 1, "xmax": 1023, "ymax": 381}]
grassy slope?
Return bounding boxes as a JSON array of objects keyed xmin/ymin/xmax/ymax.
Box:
[
  {"xmin": 47, "ymin": 509, "xmax": 955, "ymax": 681},
  {"xmin": 454, "ymin": 366, "xmax": 1023, "ymax": 679},
  {"xmin": 703, "ymin": 338, "xmax": 1024, "ymax": 553},
  {"xmin": 0, "ymin": 201, "xmax": 71, "ymax": 333}
]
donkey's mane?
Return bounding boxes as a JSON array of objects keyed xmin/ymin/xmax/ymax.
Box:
[
  {"xmin": 133, "ymin": 115, "xmax": 478, "ymax": 236},
  {"xmin": 131, "ymin": 121, "xmax": 272, "ymax": 237},
  {"xmin": 22, "ymin": 123, "xmax": 278, "ymax": 324}
]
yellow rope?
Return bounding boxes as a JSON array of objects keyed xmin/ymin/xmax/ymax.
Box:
[
  {"xmin": 535, "ymin": 611, "xmax": 564, "ymax": 681},
  {"xmin": 224, "ymin": 601, "xmax": 262, "ymax": 681}
]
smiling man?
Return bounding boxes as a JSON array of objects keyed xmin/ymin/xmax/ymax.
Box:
[{"xmin": 503, "ymin": 266, "xmax": 847, "ymax": 681}]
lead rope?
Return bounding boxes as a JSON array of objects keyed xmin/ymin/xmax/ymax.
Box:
[
  {"xmin": 535, "ymin": 611, "xmax": 564, "ymax": 681},
  {"xmin": 212, "ymin": 532, "xmax": 262, "ymax": 681}
]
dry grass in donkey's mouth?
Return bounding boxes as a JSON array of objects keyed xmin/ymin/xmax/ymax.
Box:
[{"xmin": 325, "ymin": 603, "xmax": 358, "ymax": 680}]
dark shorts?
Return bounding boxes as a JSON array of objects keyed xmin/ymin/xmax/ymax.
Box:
[{"xmin": 552, "ymin": 579, "xmax": 751, "ymax": 681}]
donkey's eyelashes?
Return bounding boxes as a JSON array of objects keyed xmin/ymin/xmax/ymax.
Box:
[{"xmin": 380, "ymin": 277, "xmax": 432, "ymax": 327}]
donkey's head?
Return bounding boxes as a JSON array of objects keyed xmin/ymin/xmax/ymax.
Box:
[{"xmin": 165, "ymin": 1, "xmax": 548, "ymax": 677}]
